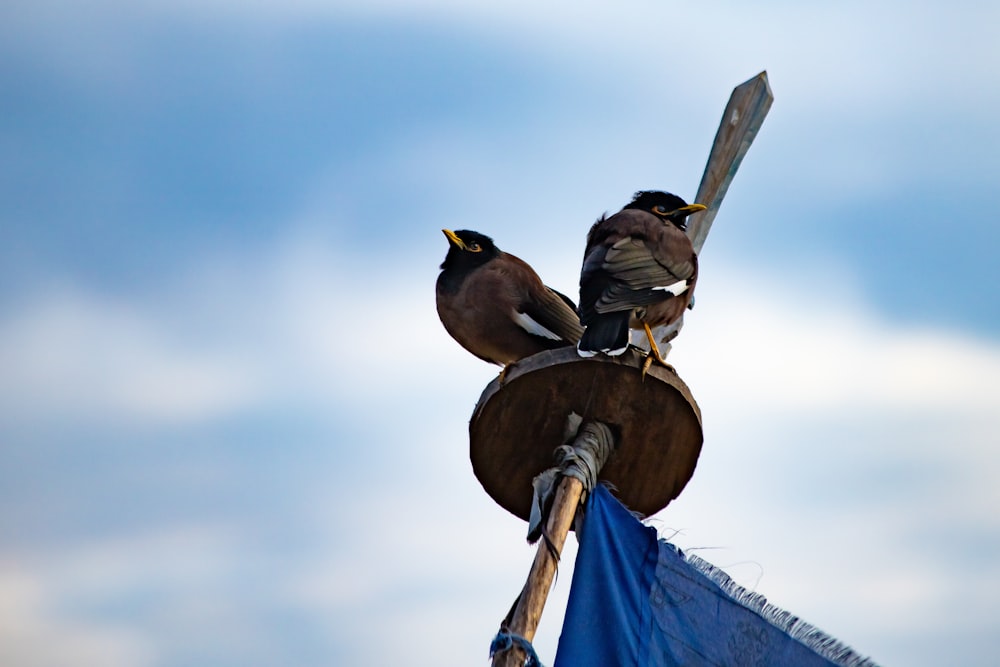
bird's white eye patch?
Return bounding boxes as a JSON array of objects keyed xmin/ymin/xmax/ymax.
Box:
[
  {"xmin": 513, "ymin": 311, "xmax": 562, "ymax": 340},
  {"xmin": 652, "ymin": 280, "xmax": 689, "ymax": 296}
]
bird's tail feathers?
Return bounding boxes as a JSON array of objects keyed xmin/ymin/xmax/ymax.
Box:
[{"xmin": 577, "ymin": 313, "xmax": 630, "ymax": 357}]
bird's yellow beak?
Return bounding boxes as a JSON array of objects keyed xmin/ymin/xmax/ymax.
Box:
[
  {"xmin": 668, "ymin": 203, "xmax": 708, "ymax": 216},
  {"xmin": 442, "ymin": 228, "xmax": 467, "ymax": 250}
]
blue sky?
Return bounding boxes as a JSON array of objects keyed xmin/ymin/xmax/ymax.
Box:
[{"xmin": 2, "ymin": 1, "xmax": 999, "ymax": 665}]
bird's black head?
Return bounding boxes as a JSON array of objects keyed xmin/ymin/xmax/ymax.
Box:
[
  {"xmin": 439, "ymin": 229, "xmax": 502, "ymax": 271},
  {"xmin": 624, "ymin": 190, "xmax": 707, "ymax": 231}
]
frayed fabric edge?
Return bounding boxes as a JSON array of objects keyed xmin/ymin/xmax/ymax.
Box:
[{"xmin": 667, "ymin": 544, "xmax": 881, "ymax": 667}]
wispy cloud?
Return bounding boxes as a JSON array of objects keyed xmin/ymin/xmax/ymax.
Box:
[
  {"xmin": 0, "ymin": 562, "xmax": 154, "ymax": 667},
  {"xmin": 2, "ymin": 1, "xmax": 998, "ymax": 664},
  {"xmin": 0, "ymin": 290, "xmax": 262, "ymax": 427},
  {"xmin": 1, "ymin": 234, "xmax": 997, "ymax": 664}
]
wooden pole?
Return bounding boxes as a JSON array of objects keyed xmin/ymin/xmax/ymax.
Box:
[
  {"xmin": 493, "ymin": 475, "xmax": 584, "ymax": 667},
  {"xmin": 490, "ymin": 419, "xmax": 616, "ymax": 667},
  {"xmin": 487, "ymin": 74, "xmax": 772, "ymax": 663}
]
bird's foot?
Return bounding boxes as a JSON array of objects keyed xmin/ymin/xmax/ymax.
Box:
[
  {"xmin": 640, "ymin": 322, "xmax": 675, "ymax": 380},
  {"xmin": 641, "ymin": 350, "xmax": 676, "ymax": 381},
  {"xmin": 497, "ymin": 363, "xmax": 515, "ymax": 387}
]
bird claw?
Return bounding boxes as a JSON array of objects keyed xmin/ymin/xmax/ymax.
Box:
[
  {"xmin": 640, "ymin": 351, "xmax": 675, "ymax": 381},
  {"xmin": 641, "ymin": 354, "xmax": 653, "ymax": 381},
  {"xmin": 497, "ymin": 363, "xmax": 515, "ymax": 386},
  {"xmin": 640, "ymin": 322, "xmax": 675, "ymax": 380}
]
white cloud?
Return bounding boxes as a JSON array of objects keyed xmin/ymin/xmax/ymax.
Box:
[
  {"xmin": 675, "ymin": 262, "xmax": 1000, "ymax": 417},
  {"xmin": 0, "ymin": 289, "xmax": 262, "ymax": 427},
  {"xmin": 9, "ymin": 0, "xmax": 999, "ymax": 115},
  {"xmin": 0, "ymin": 521, "xmax": 321, "ymax": 667},
  {"xmin": 0, "ymin": 235, "xmax": 497, "ymax": 430},
  {"xmin": 636, "ymin": 259, "xmax": 1000, "ymax": 664},
  {"xmin": 284, "ymin": 245, "xmax": 1000, "ymax": 664},
  {"xmin": 1, "ymin": 233, "xmax": 998, "ymax": 666},
  {"xmin": 0, "ymin": 564, "xmax": 153, "ymax": 667},
  {"xmin": 2, "ymin": 1, "xmax": 998, "ymax": 663}
]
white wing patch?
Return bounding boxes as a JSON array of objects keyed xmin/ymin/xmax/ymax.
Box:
[
  {"xmin": 576, "ymin": 342, "xmax": 627, "ymax": 357},
  {"xmin": 513, "ymin": 311, "xmax": 562, "ymax": 340},
  {"xmin": 652, "ymin": 280, "xmax": 689, "ymax": 297}
]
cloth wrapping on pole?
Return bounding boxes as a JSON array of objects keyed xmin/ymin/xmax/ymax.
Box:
[{"xmin": 554, "ymin": 485, "xmax": 878, "ymax": 667}]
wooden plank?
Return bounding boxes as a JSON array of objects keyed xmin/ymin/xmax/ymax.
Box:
[
  {"xmin": 470, "ymin": 347, "xmax": 702, "ymax": 522},
  {"xmin": 688, "ymin": 71, "xmax": 774, "ymax": 254},
  {"xmin": 645, "ymin": 72, "xmax": 773, "ymax": 351}
]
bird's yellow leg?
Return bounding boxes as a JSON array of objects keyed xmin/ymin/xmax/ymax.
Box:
[{"xmin": 641, "ymin": 322, "xmax": 675, "ymax": 380}]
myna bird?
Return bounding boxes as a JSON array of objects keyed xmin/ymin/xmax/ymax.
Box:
[
  {"xmin": 437, "ymin": 229, "xmax": 584, "ymax": 372},
  {"xmin": 577, "ymin": 191, "xmax": 707, "ymax": 376}
]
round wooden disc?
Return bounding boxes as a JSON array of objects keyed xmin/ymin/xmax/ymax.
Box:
[{"xmin": 469, "ymin": 346, "xmax": 703, "ymax": 522}]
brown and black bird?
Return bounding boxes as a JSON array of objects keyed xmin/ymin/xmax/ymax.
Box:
[
  {"xmin": 436, "ymin": 229, "xmax": 583, "ymax": 371},
  {"xmin": 577, "ymin": 191, "xmax": 706, "ymax": 374}
]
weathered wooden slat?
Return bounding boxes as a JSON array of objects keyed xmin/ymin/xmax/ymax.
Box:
[
  {"xmin": 645, "ymin": 71, "xmax": 773, "ymax": 351},
  {"xmin": 688, "ymin": 71, "xmax": 774, "ymax": 254}
]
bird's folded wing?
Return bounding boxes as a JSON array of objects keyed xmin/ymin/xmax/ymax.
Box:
[
  {"xmin": 581, "ymin": 237, "xmax": 690, "ymax": 314},
  {"xmin": 519, "ymin": 288, "xmax": 584, "ymax": 343},
  {"xmin": 594, "ymin": 283, "xmax": 681, "ymax": 313},
  {"xmin": 603, "ymin": 237, "xmax": 694, "ymax": 287}
]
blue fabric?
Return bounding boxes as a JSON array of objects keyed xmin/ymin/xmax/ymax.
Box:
[{"xmin": 554, "ymin": 486, "xmax": 848, "ymax": 667}]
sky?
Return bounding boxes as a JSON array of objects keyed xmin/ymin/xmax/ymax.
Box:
[{"xmin": 1, "ymin": 0, "xmax": 999, "ymax": 665}]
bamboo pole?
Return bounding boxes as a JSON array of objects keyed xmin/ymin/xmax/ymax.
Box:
[
  {"xmin": 491, "ymin": 418, "xmax": 615, "ymax": 667},
  {"xmin": 493, "ymin": 474, "xmax": 584, "ymax": 667}
]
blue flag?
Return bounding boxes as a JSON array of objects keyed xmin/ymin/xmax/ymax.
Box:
[{"xmin": 554, "ymin": 485, "xmax": 877, "ymax": 667}]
